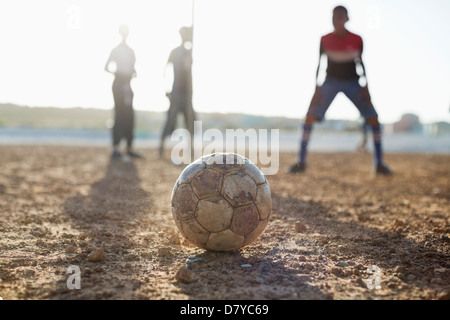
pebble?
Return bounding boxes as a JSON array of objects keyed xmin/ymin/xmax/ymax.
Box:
[
  {"xmin": 431, "ymin": 278, "xmax": 444, "ymax": 285},
  {"xmin": 23, "ymin": 268, "xmax": 35, "ymax": 277},
  {"xmin": 437, "ymin": 290, "xmax": 450, "ymax": 300},
  {"xmin": 94, "ymin": 266, "xmax": 103, "ymax": 272},
  {"xmin": 406, "ymin": 274, "xmax": 416, "ymax": 281},
  {"xmin": 392, "ymin": 219, "xmax": 406, "ymax": 228},
  {"xmin": 336, "ymin": 261, "xmax": 349, "ymax": 268},
  {"xmin": 23, "ymin": 234, "xmax": 33, "ymax": 239},
  {"xmin": 396, "ymin": 273, "xmax": 407, "ymax": 281},
  {"xmin": 423, "ymin": 252, "xmax": 436, "ymax": 258},
  {"xmin": 432, "ymin": 187, "xmax": 441, "ymax": 195},
  {"xmin": 169, "ymin": 234, "xmax": 181, "ymax": 245},
  {"xmin": 78, "ymin": 241, "xmax": 89, "ymax": 248},
  {"xmin": 331, "ymin": 267, "xmax": 344, "ymax": 276},
  {"xmin": 394, "ymin": 266, "xmax": 407, "ymax": 274},
  {"xmin": 78, "ymin": 234, "xmax": 87, "ymax": 240},
  {"xmin": 303, "ymin": 263, "xmax": 314, "ymax": 270},
  {"xmin": 176, "ymin": 267, "xmax": 193, "ymax": 284},
  {"xmin": 186, "ymin": 257, "xmax": 203, "ymax": 264},
  {"xmin": 125, "ymin": 254, "xmax": 136, "ymax": 261},
  {"xmin": 434, "ymin": 267, "xmax": 446, "ymax": 274},
  {"xmin": 157, "ymin": 247, "xmax": 172, "ymax": 256},
  {"xmin": 354, "ymin": 277, "xmax": 366, "ymax": 288},
  {"xmin": 372, "ymin": 239, "xmax": 385, "ymax": 246},
  {"xmin": 241, "ymin": 264, "xmax": 252, "ymax": 268},
  {"xmin": 294, "ymin": 221, "xmax": 307, "ymax": 233},
  {"xmin": 442, "ymin": 235, "xmax": 449, "ymax": 241},
  {"xmin": 386, "ymin": 278, "xmax": 399, "ymax": 289},
  {"xmin": 65, "ymin": 246, "xmax": 76, "ymax": 253},
  {"xmin": 87, "ymin": 248, "xmax": 104, "ymax": 262}
]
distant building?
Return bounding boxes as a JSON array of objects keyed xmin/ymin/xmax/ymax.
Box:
[
  {"xmin": 424, "ymin": 121, "xmax": 450, "ymax": 136},
  {"xmin": 392, "ymin": 113, "xmax": 422, "ymax": 133}
]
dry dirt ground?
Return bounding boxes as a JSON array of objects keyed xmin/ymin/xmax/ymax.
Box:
[{"xmin": 0, "ymin": 145, "xmax": 449, "ymax": 300}]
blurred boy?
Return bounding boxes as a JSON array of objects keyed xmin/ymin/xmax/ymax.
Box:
[
  {"xmin": 159, "ymin": 26, "xmax": 195, "ymax": 158},
  {"xmin": 105, "ymin": 24, "xmax": 141, "ymax": 159},
  {"xmin": 289, "ymin": 6, "xmax": 392, "ymax": 175}
]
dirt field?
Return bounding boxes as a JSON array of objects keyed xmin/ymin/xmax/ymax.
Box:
[{"xmin": 0, "ymin": 145, "xmax": 449, "ymax": 300}]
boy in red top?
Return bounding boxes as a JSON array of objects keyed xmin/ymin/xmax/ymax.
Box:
[{"xmin": 289, "ymin": 6, "xmax": 392, "ymax": 175}]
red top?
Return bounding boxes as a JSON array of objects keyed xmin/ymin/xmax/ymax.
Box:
[
  {"xmin": 320, "ymin": 31, "xmax": 363, "ymax": 80},
  {"xmin": 321, "ymin": 31, "xmax": 363, "ymax": 53}
]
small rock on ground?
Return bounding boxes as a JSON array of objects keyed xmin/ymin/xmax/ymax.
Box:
[
  {"xmin": 87, "ymin": 248, "xmax": 104, "ymax": 262},
  {"xmin": 176, "ymin": 267, "xmax": 193, "ymax": 284}
]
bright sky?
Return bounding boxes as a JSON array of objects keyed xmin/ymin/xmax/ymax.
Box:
[{"xmin": 0, "ymin": 0, "xmax": 449, "ymax": 123}]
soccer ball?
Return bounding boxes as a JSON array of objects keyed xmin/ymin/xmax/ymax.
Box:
[{"xmin": 171, "ymin": 153, "xmax": 271, "ymax": 251}]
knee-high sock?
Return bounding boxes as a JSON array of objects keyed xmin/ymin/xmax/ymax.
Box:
[
  {"xmin": 299, "ymin": 124, "xmax": 313, "ymax": 164},
  {"xmin": 372, "ymin": 124, "xmax": 383, "ymax": 165}
]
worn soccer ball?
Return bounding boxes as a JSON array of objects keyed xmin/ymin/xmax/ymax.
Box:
[{"xmin": 171, "ymin": 153, "xmax": 271, "ymax": 251}]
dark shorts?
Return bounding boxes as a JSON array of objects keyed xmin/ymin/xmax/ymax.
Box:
[
  {"xmin": 307, "ymin": 77, "xmax": 378, "ymax": 121},
  {"xmin": 161, "ymin": 92, "xmax": 195, "ymax": 138},
  {"xmin": 112, "ymin": 78, "xmax": 134, "ymax": 147}
]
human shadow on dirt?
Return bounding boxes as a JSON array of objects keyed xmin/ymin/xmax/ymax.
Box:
[
  {"xmin": 53, "ymin": 158, "xmax": 151, "ymax": 299},
  {"xmin": 270, "ymin": 192, "xmax": 449, "ymax": 297}
]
